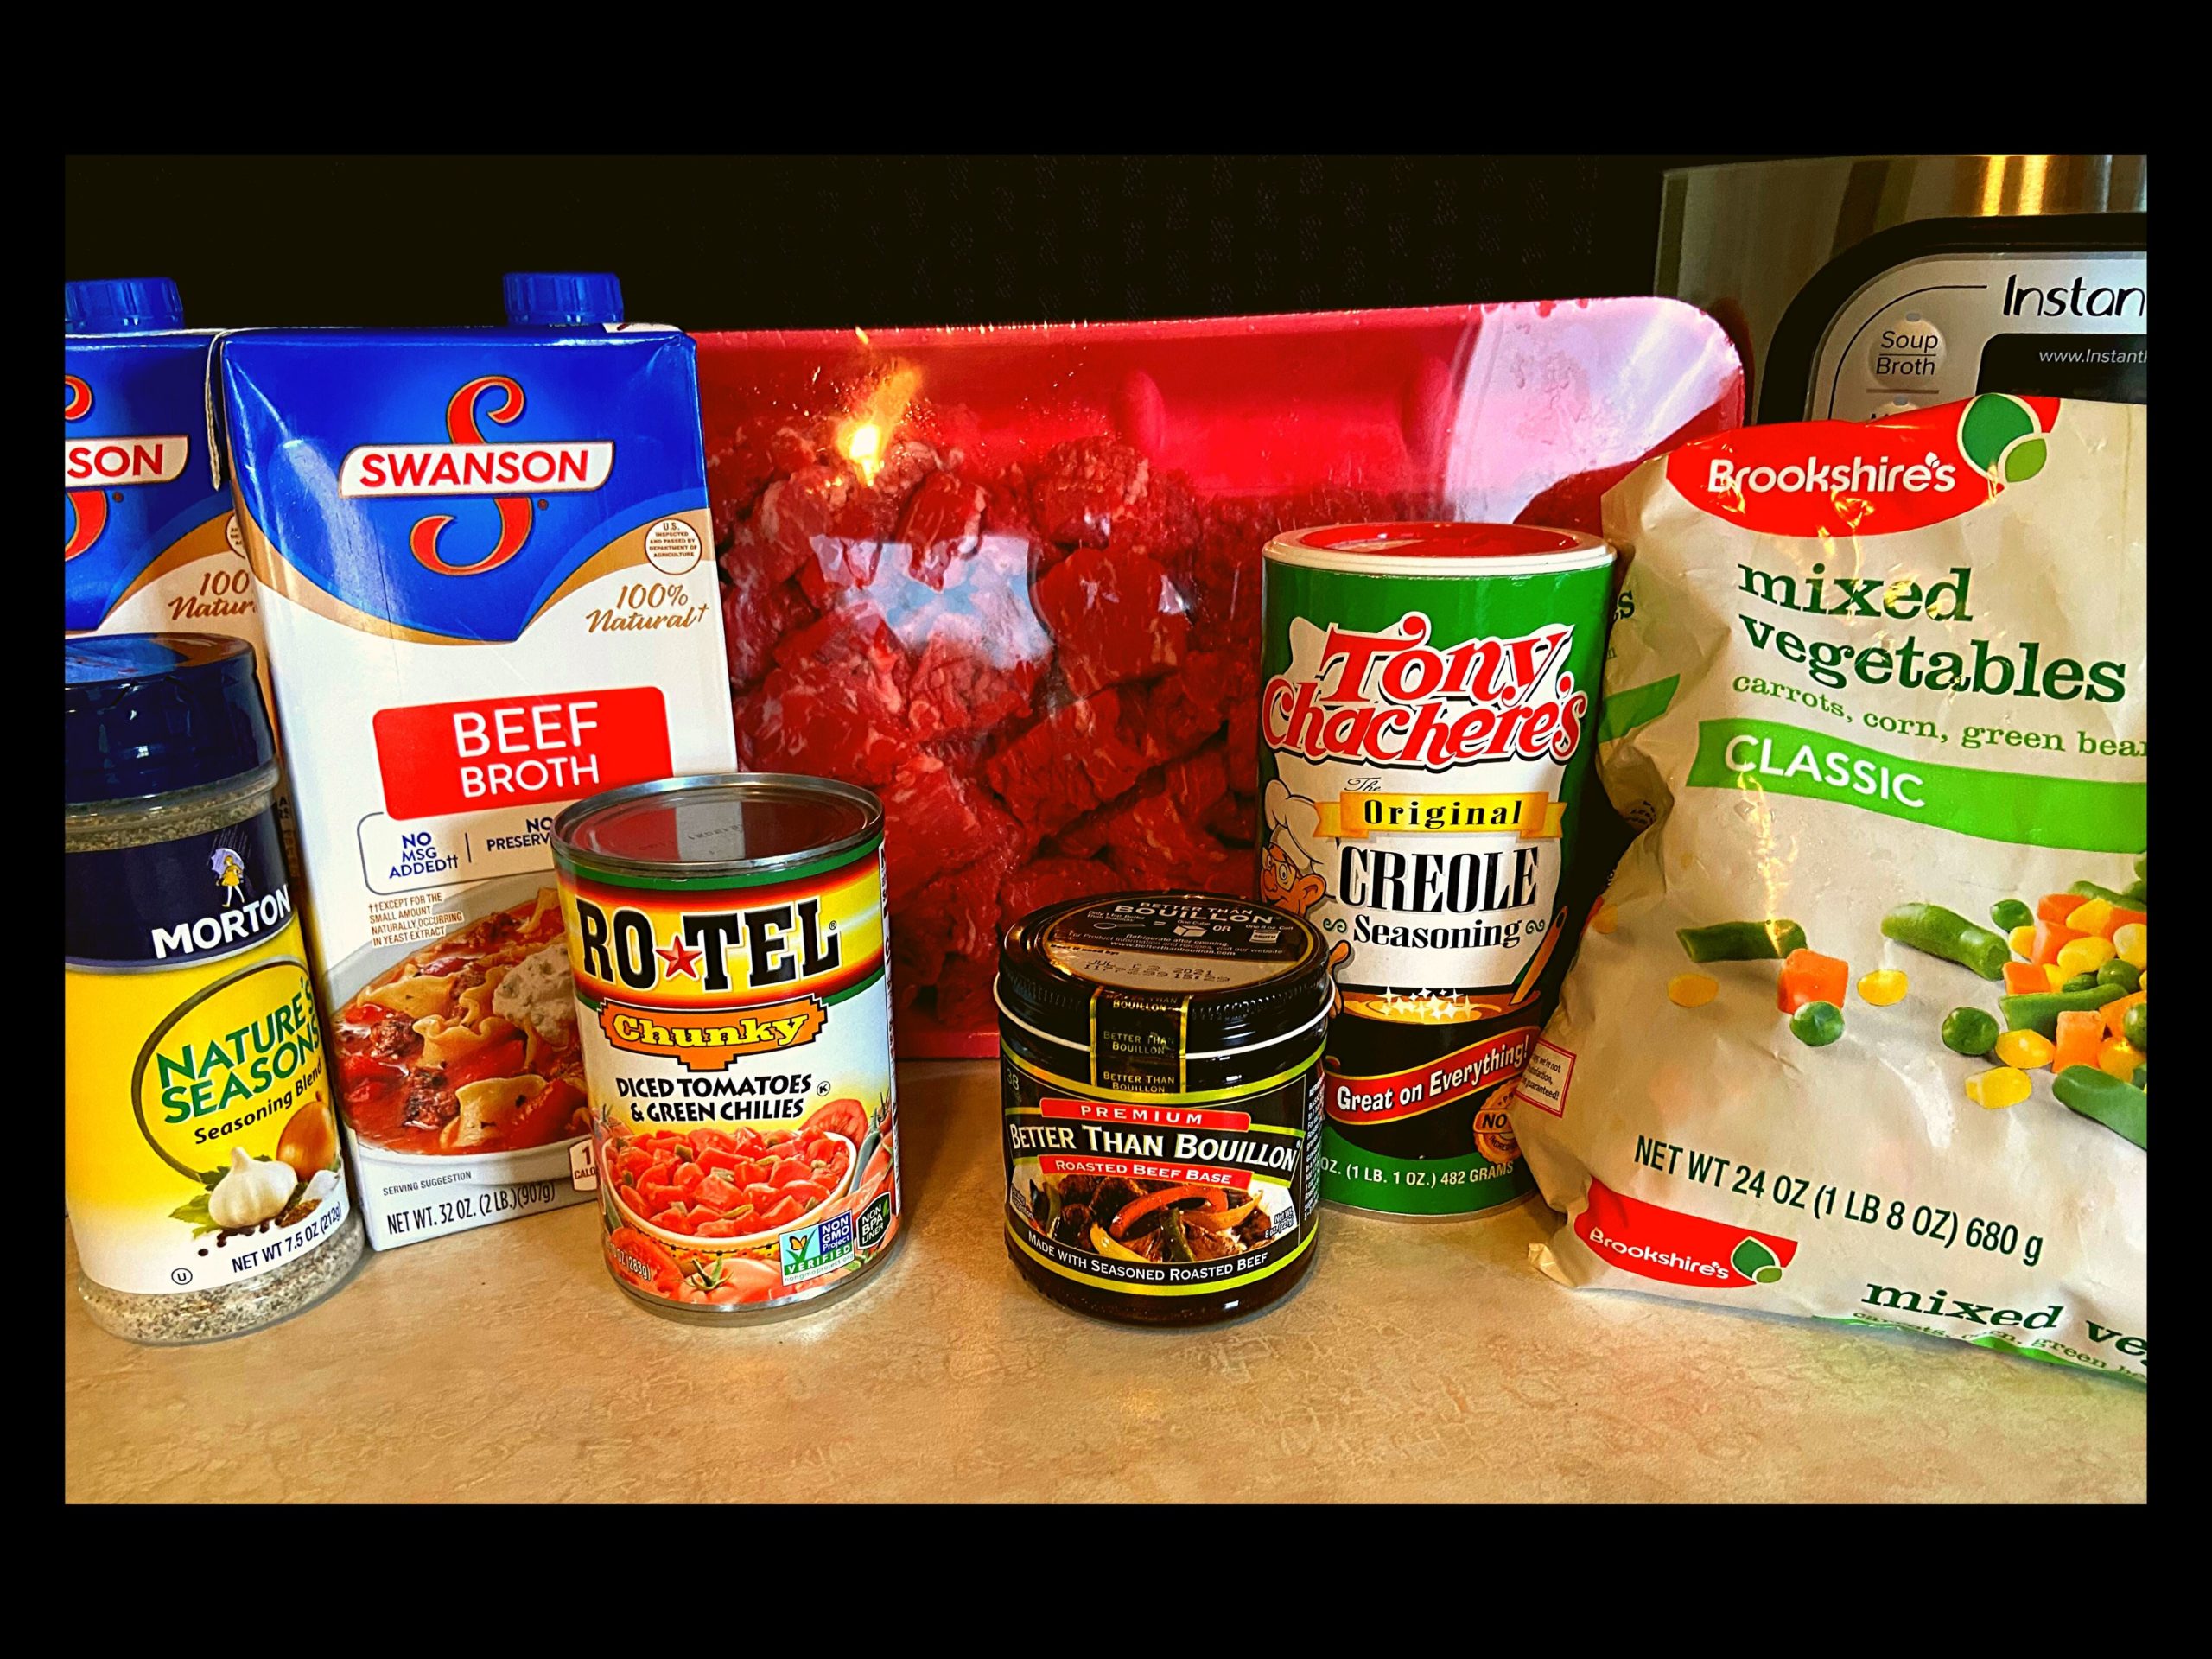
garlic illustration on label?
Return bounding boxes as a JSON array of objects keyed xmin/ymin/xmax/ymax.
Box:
[{"xmin": 206, "ymin": 1147, "xmax": 296, "ymax": 1231}]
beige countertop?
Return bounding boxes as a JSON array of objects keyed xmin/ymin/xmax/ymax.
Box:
[{"xmin": 66, "ymin": 1059, "xmax": 2146, "ymax": 1503}]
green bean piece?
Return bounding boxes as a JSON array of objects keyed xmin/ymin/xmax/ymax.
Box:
[
  {"xmin": 1160, "ymin": 1205, "xmax": 1196, "ymax": 1263},
  {"xmin": 1676, "ymin": 919, "xmax": 1808, "ymax": 963},
  {"xmin": 2067, "ymin": 880, "xmax": 2142, "ymax": 909},
  {"xmin": 2133, "ymin": 1065, "xmax": 2147, "ymax": 1090},
  {"xmin": 2095, "ymin": 958, "xmax": 2141, "ymax": 993},
  {"xmin": 1941, "ymin": 1007, "xmax": 2000, "ymax": 1057},
  {"xmin": 2060, "ymin": 972, "xmax": 2099, "ymax": 993},
  {"xmin": 1989, "ymin": 898, "xmax": 2034, "ymax": 931},
  {"xmin": 2121, "ymin": 878, "xmax": 2148, "ymax": 906},
  {"xmin": 2123, "ymin": 1001, "xmax": 2147, "ymax": 1051},
  {"xmin": 1790, "ymin": 1001, "xmax": 1845, "ymax": 1047},
  {"xmin": 2052, "ymin": 1065, "xmax": 2148, "ymax": 1149},
  {"xmin": 1999, "ymin": 983, "xmax": 2133, "ymax": 1039},
  {"xmin": 2134, "ymin": 855, "xmax": 2148, "ymax": 880},
  {"xmin": 1880, "ymin": 903, "xmax": 2011, "ymax": 980}
]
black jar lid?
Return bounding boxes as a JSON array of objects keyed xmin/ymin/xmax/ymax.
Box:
[
  {"xmin": 999, "ymin": 891, "xmax": 1332, "ymax": 1063},
  {"xmin": 64, "ymin": 633, "xmax": 275, "ymax": 805}
]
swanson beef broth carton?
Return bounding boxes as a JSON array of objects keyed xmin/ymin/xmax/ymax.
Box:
[
  {"xmin": 66, "ymin": 279, "xmax": 258, "ymax": 645},
  {"xmin": 219, "ymin": 274, "xmax": 735, "ymax": 1249}
]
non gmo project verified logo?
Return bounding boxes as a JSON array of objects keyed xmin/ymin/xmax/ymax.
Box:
[{"xmin": 780, "ymin": 1211, "xmax": 855, "ymax": 1286}]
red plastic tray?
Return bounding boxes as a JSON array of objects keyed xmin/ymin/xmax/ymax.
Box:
[{"xmin": 696, "ymin": 300, "xmax": 1742, "ymax": 1056}]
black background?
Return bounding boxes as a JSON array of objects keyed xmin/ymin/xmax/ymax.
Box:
[{"xmin": 65, "ymin": 155, "xmax": 1792, "ymax": 330}]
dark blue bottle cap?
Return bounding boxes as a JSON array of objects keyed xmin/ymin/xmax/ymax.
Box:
[
  {"xmin": 65, "ymin": 276, "xmax": 187, "ymax": 334},
  {"xmin": 503, "ymin": 271, "xmax": 625, "ymax": 328},
  {"xmin": 65, "ymin": 634, "xmax": 276, "ymax": 804}
]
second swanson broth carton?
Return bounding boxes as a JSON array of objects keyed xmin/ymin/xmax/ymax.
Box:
[
  {"xmin": 65, "ymin": 278, "xmax": 257, "ymax": 643},
  {"xmin": 220, "ymin": 275, "xmax": 735, "ymax": 1249}
]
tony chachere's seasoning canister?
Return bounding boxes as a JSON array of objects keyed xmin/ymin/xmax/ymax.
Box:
[
  {"xmin": 1259, "ymin": 522, "xmax": 1615, "ymax": 1219},
  {"xmin": 998, "ymin": 892, "xmax": 1332, "ymax": 1325},
  {"xmin": 552, "ymin": 774, "xmax": 901, "ymax": 1320},
  {"xmin": 64, "ymin": 634, "xmax": 362, "ymax": 1344}
]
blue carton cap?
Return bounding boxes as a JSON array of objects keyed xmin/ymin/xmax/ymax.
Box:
[
  {"xmin": 67, "ymin": 276, "xmax": 186, "ymax": 334},
  {"xmin": 65, "ymin": 633, "xmax": 275, "ymax": 804},
  {"xmin": 504, "ymin": 271, "xmax": 625, "ymax": 328}
]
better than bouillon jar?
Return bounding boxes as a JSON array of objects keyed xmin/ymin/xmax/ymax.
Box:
[
  {"xmin": 998, "ymin": 892, "xmax": 1333, "ymax": 1325},
  {"xmin": 1258, "ymin": 523, "xmax": 1615, "ymax": 1220},
  {"xmin": 64, "ymin": 634, "xmax": 362, "ymax": 1344}
]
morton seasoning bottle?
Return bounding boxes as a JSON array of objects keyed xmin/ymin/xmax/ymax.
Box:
[
  {"xmin": 64, "ymin": 634, "xmax": 361, "ymax": 1344},
  {"xmin": 998, "ymin": 891, "xmax": 1332, "ymax": 1325}
]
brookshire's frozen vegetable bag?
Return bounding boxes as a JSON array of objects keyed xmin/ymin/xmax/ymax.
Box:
[{"xmin": 1512, "ymin": 396, "xmax": 2147, "ymax": 1382}]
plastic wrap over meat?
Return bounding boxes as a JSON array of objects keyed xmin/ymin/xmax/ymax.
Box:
[{"xmin": 696, "ymin": 302, "xmax": 1744, "ymax": 1054}]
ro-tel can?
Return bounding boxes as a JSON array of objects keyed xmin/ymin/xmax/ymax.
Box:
[
  {"xmin": 1257, "ymin": 523, "xmax": 1616, "ymax": 1217},
  {"xmin": 998, "ymin": 892, "xmax": 1334, "ymax": 1325},
  {"xmin": 551, "ymin": 774, "xmax": 900, "ymax": 1319}
]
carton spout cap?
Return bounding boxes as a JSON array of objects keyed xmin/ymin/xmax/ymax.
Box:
[
  {"xmin": 66, "ymin": 276, "xmax": 186, "ymax": 334},
  {"xmin": 504, "ymin": 271, "xmax": 625, "ymax": 328}
]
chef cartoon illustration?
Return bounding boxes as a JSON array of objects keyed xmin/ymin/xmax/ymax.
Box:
[{"xmin": 1260, "ymin": 781, "xmax": 1351, "ymax": 981}]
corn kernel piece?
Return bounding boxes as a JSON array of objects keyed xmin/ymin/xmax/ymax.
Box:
[
  {"xmin": 2139, "ymin": 969, "xmax": 2148, "ymax": 993},
  {"xmin": 2054, "ymin": 935, "xmax": 2116, "ymax": 977},
  {"xmin": 2112, "ymin": 923, "xmax": 2147, "ymax": 969},
  {"xmin": 1969, "ymin": 1066, "xmax": 2032, "ymax": 1109},
  {"xmin": 2007, "ymin": 924, "xmax": 2038, "ymax": 959},
  {"xmin": 1591, "ymin": 902, "xmax": 1618, "ymax": 936},
  {"xmin": 1857, "ymin": 969, "xmax": 1910, "ymax": 1007},
  {"xmin": 1667, "ymin": 973, "xmax": 1719, "ymax": 1008},
  {"xmin": 2065, "ymin": 897, "xmax": 2115, "ymax": 935},
  {"xmin": 2043, "ymin": 965, "xmax": 2070, "ymax": 991},
  {"xmin": 2098, "ymin": 1038, "xmax": 2145, "ymax": 1080},
  {"xmin": 1993, "ymin": 1028, "xmax": 2055, "ymax": 1070}
]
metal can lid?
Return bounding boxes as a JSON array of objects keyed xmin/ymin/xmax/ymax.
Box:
[
  {"xmin": 552, "ymin": 772, "xmax": 882, "ymax": 882},
  {"xmin": 999, "ymin": 891, "xmax": 1332, "ymax": 1061},
  {"xmin": 64, "ymin": 632, "xmax": 274, "ymax": 804},
  {"xmin": 1264, "ymin": 520, "xmax": 1612, "ymax": 577}
]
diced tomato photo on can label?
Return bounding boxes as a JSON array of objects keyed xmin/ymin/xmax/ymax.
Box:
[{"xmin": 607, "ymin": 1123, "xmax": 855, "ymax": 1243}]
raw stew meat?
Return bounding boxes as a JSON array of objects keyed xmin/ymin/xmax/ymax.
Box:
[
  {"xmin": 335, "ymin": 888, "xmax": 588, "ymax": 1155},
  {"xmin": 712, "ymin": 398, "xmax": 1440, "ymax": 1044},
  {"xmin": 610, "ymin": 1122, "xmax": 854, "ymax": 1238}
]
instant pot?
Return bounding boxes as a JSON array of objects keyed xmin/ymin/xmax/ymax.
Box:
[{"xmin": 1658, "ymin": 155, "xmax": 2145, "ymax": 422}]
